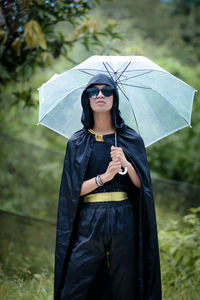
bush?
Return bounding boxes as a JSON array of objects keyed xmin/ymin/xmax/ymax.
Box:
[{"xmin": 159, "ymin": 207, "xmax": 200, "ymax": 299}]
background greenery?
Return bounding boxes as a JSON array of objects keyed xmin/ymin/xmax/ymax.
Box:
[
  {"xmin": 0, "ymin": 0, "xmax": 200, "ymax": 299},
  {"xmin": 1, "ymin": 0, "xmax": 200, "ymax": 184}
]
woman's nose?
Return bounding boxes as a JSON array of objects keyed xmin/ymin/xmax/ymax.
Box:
[{"xmin": 97, "ymin": 90, "xmax": 103, "ymax": 97}]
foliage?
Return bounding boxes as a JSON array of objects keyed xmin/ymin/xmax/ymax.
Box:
[
  {"xmin": 97, "ymin": 0, "xmax": 200, "ymax": 64},
  {"xmin": 0, "ymin": 0, "xmax": 89, "ymax": 81},
  {"xmin": 0, "ymin": 0, "xmax": 121, "ymax": 106},
  {"xmin": 159, "ymin": 206, "xmax": 200, "ymax": 299},
  {"xmin": 152, "ymin": 177, "xmax": 200, "ymax": 214},
  {"xmin": 1, "ymin": 0, "xmax": 200, "ymax": 185},
  {"xmin": 0, "ymin": 208, "xmax": 55, "ymax": 298},
  {"xmin": 160, "ymin": 0, "xmax": 200, "ymax": 61},
  {"xmin": 0, "ymin": 268, "xmax": 54, "ymax": 300},
  {"xmin": 0, "ymin": 133, "xmax": 64, "ymax": 220},
  {"xmin": 0, "ymin": 211, "xmax": 55, "ymax": 278},
  {"xmin": 0, "ymin": 1, "xmax": 200, "ymax": 299},
  {"xmin": 1, "ymin": 205, "xmax": 200, "ymax": 299},
  {"xmin": 146, "ymin": 57, "xmax": 200, "ymax": 185}
]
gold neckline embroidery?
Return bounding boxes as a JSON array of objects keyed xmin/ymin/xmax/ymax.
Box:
[{"xmin": 88, "ymin": 129, "xmax": 104, "ymax": 141}]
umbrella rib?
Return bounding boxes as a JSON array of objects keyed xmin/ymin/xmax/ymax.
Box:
[
  {"xmin": 122, "ymin": 83, "xmax": 152, "ymax": 89},
  {"xmin": 124, "ymin": 82, "xmax": 190, "ymax": 126},
  {"xmin": 116, "ymin": 62, "xmax": 131, "ymax": 82},
  {"xmin": 120, "ymin": 70, "xmax": 154, "ymax": 82},
  {"xmin": 152, "ymin": 89, "xmax": 191, "ymax": 125},
  {"xmin": 78, "ymin": 70, "xmax": 97, "ymax": 77},
  {"xmin": 117, "ymin": 84, "xmax": 141, "ymax": 135},
  {"xmin": 146, "ymin": 123, "xmax": 189, "ymax": 148},
  {"xmin": 115, "ymin": 61, "xmax": 133, "ymax": 74},
  {"xmin": 103, "ymin": 62, "xmax": 132, "ymax": 84},
  {"xmin": 38, "ymin": 86, "xmax": 85, "ymax": 124},
  {"xmin": 121, "ymin": 69, "xmax": 168, "ymax": 73},
  {"xmin": 77, "ymin": 68, "xmax": 107, "ymax": 72},
  {"xmin": 104, "ymin": 62, "xmax": 115, "ymax": 73},
  {"xmin": 103, "ymin": 62, "xmax": 115, "ymax": 82},
  {"xmin": 149, "ymin": 86, "xmax": 191, "ymax": 125},
  {"xmin": 116, "ymin": 75, "xmax": 128, "ymax": 90},
  {"xmin": 104, "ymin": 62, "xmax": 129, "ymax": 80}
]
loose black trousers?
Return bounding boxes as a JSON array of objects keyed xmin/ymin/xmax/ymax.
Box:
[{"xmin": 61, "ymin": 199, "xmax": 137, "ymax": 300}]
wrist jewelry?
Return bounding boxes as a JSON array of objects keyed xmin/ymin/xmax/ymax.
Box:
[
  {"xmin": 95, "ymin": 174, "xmax": 104, "ymax": 186},
  {"xmin": 95, "ymin": 175, "xmax": 99, "ymax": 186},
  {"xmin": 99, "ymin": 175, "xmax": 104, "ymax": 185}
]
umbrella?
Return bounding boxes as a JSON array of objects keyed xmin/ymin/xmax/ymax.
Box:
[{"xmin": 38, "ymin": 55, "xmax": 197, "ymax": 147}]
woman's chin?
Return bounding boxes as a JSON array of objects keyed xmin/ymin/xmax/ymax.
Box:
[{"xmin": 93, "ymin": 108, "xmax": 112, "ymax": 113}]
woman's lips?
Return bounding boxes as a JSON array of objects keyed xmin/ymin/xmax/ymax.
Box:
[{"xmin": 96, "ymin": 100, "xmax": 106, "ymax": 104}]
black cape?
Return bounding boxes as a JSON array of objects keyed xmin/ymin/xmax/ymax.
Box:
[{"xmin": 54, "ymin": 125, "xmax": 162, "ymax": 300}]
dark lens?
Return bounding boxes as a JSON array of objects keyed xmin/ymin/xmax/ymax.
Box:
[
  {"xmin": 101, "ymin": 86, "xmax": 114, "ymax": 97},
  {"xmin": 87, "ymin": 87, "xmax": 99, "ymax": 98}
]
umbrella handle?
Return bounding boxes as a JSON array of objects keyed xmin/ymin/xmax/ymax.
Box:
[
  {"xmin": 114, "ymin": 130, "xmax": 128, "ymax": 175},
  {"xmin": 118, "ymin": 167, "xmax": 128, "ymax": 175}
]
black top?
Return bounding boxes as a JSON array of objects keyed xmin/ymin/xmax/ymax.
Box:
[{"xmin": 83, "ymin": 134, "xmax": 134, "ymax": 194}]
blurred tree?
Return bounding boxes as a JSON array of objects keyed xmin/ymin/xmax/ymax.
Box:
[
  {"xmin": 0, "ymin": 0, "xmax": 121, "ymax": 106},
  {"xmin": 146, "ymin": 58, "xmax": 200, "ymax": 185},
  {"xmin": 161, "ymin": 0, "xmax": 200, "ymax": 57}
]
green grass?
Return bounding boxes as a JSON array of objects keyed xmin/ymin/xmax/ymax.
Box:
[
  {"xmin": 157, "ymin": 205, "xmax": 200, "ymax": 300},
  {"xmin": 0, "ymin": 269, "xmax": 53, "ymax": 300},
  {"xmin": 0, "ymin": 205, "xmax": 200, "ymax": 299}
]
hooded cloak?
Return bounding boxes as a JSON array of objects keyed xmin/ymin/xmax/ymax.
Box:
[{"xmin": 54, "ymin": 73, "xmax": 162, "ymax": 300}]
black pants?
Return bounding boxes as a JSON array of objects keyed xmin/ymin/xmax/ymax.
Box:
[{"xmin": 61, "ymin": 199, "xmax": 137, "ymax": 300}]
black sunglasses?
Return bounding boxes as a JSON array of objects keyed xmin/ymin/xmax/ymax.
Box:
[{"xmin": 86, "ymin": 86, "xmax": 114, "ymax": 98}]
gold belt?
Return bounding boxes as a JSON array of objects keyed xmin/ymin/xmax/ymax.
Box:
[{"xmin": 83, "ymin": 192, "xmax": 128, "ymax": 203}]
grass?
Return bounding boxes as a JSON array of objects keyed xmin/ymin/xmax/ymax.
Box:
[
  {"xmin": 0, "ymin": 204, "xmax": 200, "ymax": 299},
  {"xmin": 0, "ymin": 268, "xmax": 53, "ymax": 300},
  {"xmin": 157, "ymin": 205, "xmax": 200, "ymax": 300}
]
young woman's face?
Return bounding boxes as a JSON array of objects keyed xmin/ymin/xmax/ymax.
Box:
[{"xmin": 88, "ymin": 84, "xmax": 114, "ymax": 113}]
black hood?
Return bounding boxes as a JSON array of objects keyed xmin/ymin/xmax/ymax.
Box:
[{"xmin": 81, "ymin": 73, "xmax": 125, "ymax": 130}]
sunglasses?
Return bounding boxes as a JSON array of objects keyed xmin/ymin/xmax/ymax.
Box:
[{"xmin": 86, "ymin": 86, "xmax": 114, "ymax": 98}]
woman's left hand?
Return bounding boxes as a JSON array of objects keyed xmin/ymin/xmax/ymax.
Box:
[
  {"xmin": 110, "ymin": 145, "xmax": 141, "ymax": 188},
  {"xmin": 110, "ymin": 146, "xmax": 130, "ymax": 168}
]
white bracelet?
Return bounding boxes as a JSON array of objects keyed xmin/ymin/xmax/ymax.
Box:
[{"xmin": 95, "ymin": 174, "xmax": 104, "ymax": 186}]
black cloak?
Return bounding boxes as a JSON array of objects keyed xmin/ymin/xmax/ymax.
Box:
[{"xmin": 54, "ymin": 74, "xmax": 162, "ymax": 300}]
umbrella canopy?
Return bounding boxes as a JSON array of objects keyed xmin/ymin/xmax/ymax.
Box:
[{"xmin": 38, "ymin": 55, "xmax": 197, "ymax": 147}]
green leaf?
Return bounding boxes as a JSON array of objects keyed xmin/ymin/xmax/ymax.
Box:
[
  {"xmin": 0, "ymin": 29, "xmax": 7, "ymax": 44},
  {"xmin": 33, "ymin": 0, "xmax": 42, "ymax": 4},
  {"xmin": 24, "ymin": 20, "xmax": 47, "ymax": 50},
  {"xmin": 11, "ymin": 37, "xmax": 22, "ymax": 56},
  {"xmin": 39, "ymin": 52, "xmax": 53, "ymax": 66},
  {"xmin": 0, "ymin": 64, "xmax": 10, "ymax": 79}
]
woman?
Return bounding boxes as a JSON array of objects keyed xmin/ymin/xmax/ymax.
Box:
[{"xmin": 54, "ymin": 73, "xmax": 162, "ymax": 300}]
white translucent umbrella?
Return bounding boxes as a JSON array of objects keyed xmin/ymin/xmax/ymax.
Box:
[{"xmin": 38, "ymin": 55, "xmax": 197, "ymax": 147}]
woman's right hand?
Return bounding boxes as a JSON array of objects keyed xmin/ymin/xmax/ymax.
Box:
[
  {"xmin": 80, "ymin": 160, "xmax": 122, "ymax": 196},
  {"xmin": 101, "ymin": 160, "xmax": 122, "ymax": 183}
]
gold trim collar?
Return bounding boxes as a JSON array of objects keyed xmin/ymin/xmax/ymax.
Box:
[{"xmin": 88, "ymin": 129, "xmax": 104, "ymax": 141}]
